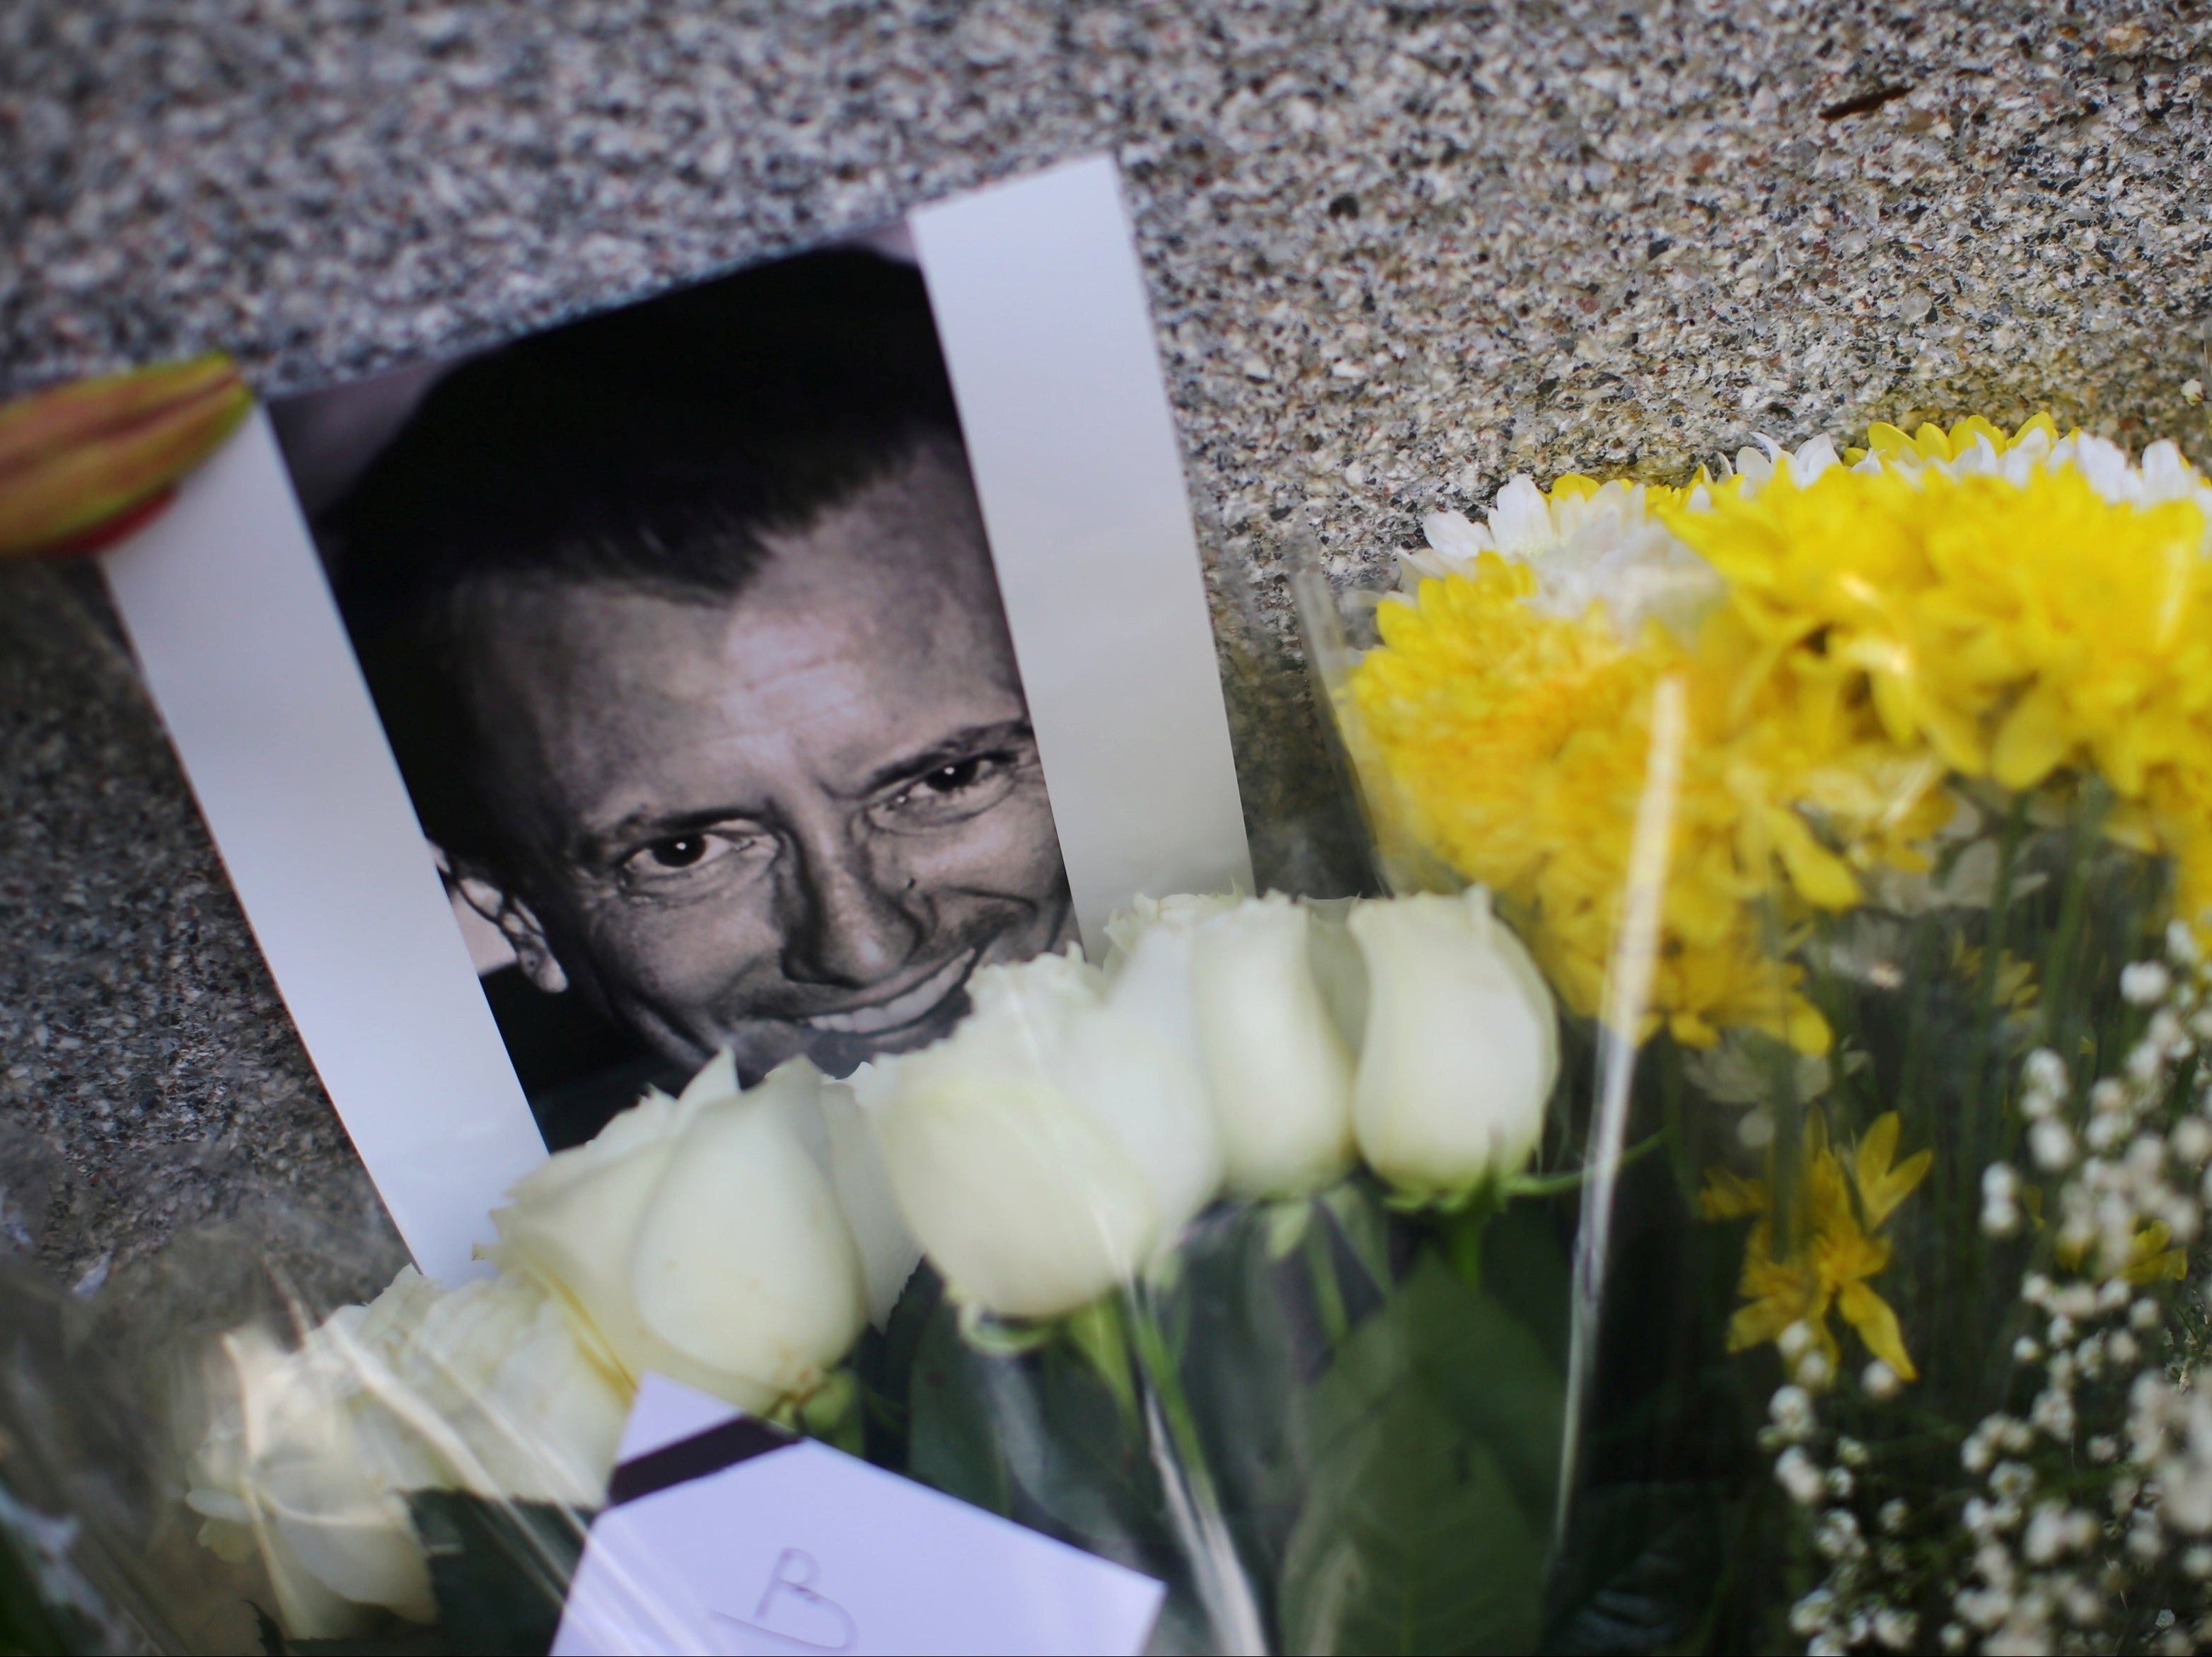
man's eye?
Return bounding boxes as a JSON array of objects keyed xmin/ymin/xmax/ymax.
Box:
[
  {"xmin": 646, "ymin": 835, "xmax": 714, "ymax": 868},
  {"xmin": 874, "ymin": 751, "xmax": 1021, "ymax": 830},
  {"xmin": 919, "ymin": 757, "xmax": 988, "ymax": 796},
  {"xmin": 617, "ymin": 830, "xmax": 757, "ymax": 888}
]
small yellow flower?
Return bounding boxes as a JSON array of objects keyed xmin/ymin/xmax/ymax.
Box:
[
  {"xmin": 2057, "ymin": 1219, "xmax": 2189, "ymax": 1286},
  {"xmin": 1698, "ymin": 1112, "xmax": 1930, "ymax": 1381},
  {"xmin": 2122, "ymin": 1221, "xmax": 2189, "ymax": 1286}
]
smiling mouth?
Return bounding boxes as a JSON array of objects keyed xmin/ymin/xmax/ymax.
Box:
[{"xmin": 800, "ymin": 951, "xmax": 978, "ymax": 1037}]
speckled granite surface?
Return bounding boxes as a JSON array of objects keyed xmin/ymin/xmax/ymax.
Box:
[{"xmin": 4, "ymin": 0, "xmax": 2211, "ymax": 1287}]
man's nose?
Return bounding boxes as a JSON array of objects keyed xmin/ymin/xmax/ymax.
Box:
[{"xmin": 780, "ymin": 827, "xmax": 924, "ymax": 988}]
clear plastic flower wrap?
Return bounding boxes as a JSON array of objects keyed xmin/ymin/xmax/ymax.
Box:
[
  {"xmin": 1324, "ymin": 415, "xmax": 2212, "ymax": 1654},
  {"xmin": 21, "ymin": 412, "xmax": 2212, "ymax": 1657},
  {"xmin": 8, "ymin": 886, "xmax": 1596, "ymax": 1655}
]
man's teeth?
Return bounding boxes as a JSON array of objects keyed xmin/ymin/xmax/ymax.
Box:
[{"xmin": 804, "ymin": 953, "xmax": 974, "ymax": 1035}]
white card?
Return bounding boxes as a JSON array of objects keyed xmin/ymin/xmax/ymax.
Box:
[{"xmin": 552, "ymin": 1374, "xmax": 1165, "ymax": 1657}]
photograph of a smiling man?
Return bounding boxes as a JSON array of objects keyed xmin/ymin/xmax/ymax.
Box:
[{"xmin": 309, "ymin": 246, "xmax": 1075, "ymax": 1148}]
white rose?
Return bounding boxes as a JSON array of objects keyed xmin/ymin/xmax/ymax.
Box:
[
  {"xmin": 859, "ymin": 950, "xmax": 1222, "ymax": 1320},
  {"xmin": 187, "ymin": 1260, "xmax": 630, "ymax": 1641},
  {"xmin": 187, "ymin": 1319, "xmax": 435, "ymax": 1641},
  {"xmin": 1348, "ymin": 888, "xmax": 1559, "ymax": 1194},
  {"xmin": 1105, "ymin": 894, "xmax": 1355, "ymax": 1197},
  {"xmin": 368, "ymin": 1268, "xmax": 629, "ymax": 1508},
  {"xmin": 489, "ymin": 1054, "xmax": 877, "ymax": 1412},
  {"xmin": 187, "ymin": 1265, "xmax": 636, "ymax": 1640}
]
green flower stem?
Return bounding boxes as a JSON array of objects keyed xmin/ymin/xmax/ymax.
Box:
[
  {"xmin": 1756, "ymin": 897, "xmax": 1805, "ymax": 1250},
  {"xmin": 1954, "ymin": 793, "xmax": 2029, "ymax": 1337},
  {"xmin": 2039, "ymin": 781, "xmax": 2107, "ymax": 1083},
  {"xmin": 1658, "ymin": 1035, "xmax": 1700, "ymax": 1202},
  {"xmin": 1500, "ymin": 1136, "xmax": 1663, "ymax": 1200},
  {"xmin": 1062, "ymin": 1297, "xmax": 1140, "ymax": 1426},
  {"xmin": 1443, "ymin": 1202, "xmax": 1488, "ymax": 1286},
  {"xmin": 1123, "ymin": 1290, "xmax": 1268, "ymax": 1656},
  {"xmin": 1303, "ymin": 1218, "xmax": 1350, "ymax": 1349},
  {"xmin": 1960, "ymin": 794, "xmax": 2028, "ymax": 1150}
]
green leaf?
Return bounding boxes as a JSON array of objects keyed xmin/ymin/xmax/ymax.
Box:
[
  {"xmin": 1171, "ymin": 1205, "xmax": 1324, "ymax": 1616},
  {"xmin": 408, "ymin": 1491, "xmax": 586, "ymax": 1656},
  {"xmin": 0, "ymin": 1505, "xmax": 92, "ymax": 1657},
  {"xmin": 905, "ymin": 1301, "xmax": 1017, "ymax": 1520},
  {"xmin": 1321, "ymin": 1180, "xmax": 1393, "ymax": 1291},
  {"xmin": 255, "ymin": 1614, "xmax": 461, "ymax": 1657},
  {"xmin": 1481, "ymin": 1202, "xmax": 1573, "ymax": 1373},
  {"xmin": 1542, "ymin": 1484, "xmax": 1725, "ymax": 1655},
  {"xmin": 1282, "ymin": 1383, "xmax": 1544, "ymax": 1655},
  {"xmin": 1280, "ymin": 1252, "xmax": 1565, "ymax": 1654}
]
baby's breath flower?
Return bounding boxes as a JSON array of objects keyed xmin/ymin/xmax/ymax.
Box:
[
  {"xmin": 2032, "ymin": 1120, "xmax": 2078, "ymax": 1171},
  {"xmin": 2125, "ymin": 962, "xmax": 2175, "ymax": 1006},
  {"xmin": 1814, "ymin": 1509, "xmax": 1864, "ymax": 1561},
  {"xmin": 1768, "ymin": 1384, "xmax": 1814, "ymax": 1441},
  {"xmin": 2032, "ymin": 1387, "xmax": 2078, "ymax": 1441},
  {"xmin": 1776, "ymin": 1445, "xmax": 1826, "ymax": 1506},
  {"xmin": 1788, "ymin": 1588, "xmax": 1836, "ymax": 1638}
]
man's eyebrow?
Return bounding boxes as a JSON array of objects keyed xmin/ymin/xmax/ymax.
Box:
[{"xmin": 859, "ymin": 720, "xmax": 1036, "ymax": 796}]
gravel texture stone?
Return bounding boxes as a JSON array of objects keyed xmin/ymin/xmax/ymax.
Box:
[{"xmin": 4, "ymin": 0, "xmax": 2211, "ymax": 1286}]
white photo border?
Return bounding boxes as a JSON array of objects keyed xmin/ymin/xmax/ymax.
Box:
[{"xmin": 100, "ymin": 153, "xmax": 1252, "ymax": 1281}]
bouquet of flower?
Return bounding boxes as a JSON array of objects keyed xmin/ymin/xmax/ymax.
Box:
[
  {"xmin": 1337, "ymin": 415, "xmax": 2212, "ymax": 1653},
  {"xmin": 183, "ymin": 888, "xmax": 1604, "ymax": 1656}
]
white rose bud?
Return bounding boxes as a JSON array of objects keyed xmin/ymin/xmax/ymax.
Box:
[
  {"xmin": 751, "ymin": 1059, "xmax": 923, "ymax": 1328},
  {"xmin": 490, "ymin": 1054, "xmax": 872, "ymax": 1412},
  {"xmin": 862, "ymin": 950, "xmax": 1222, "ymax": 1320},
  {"xmin": 1106, "ymin": 894, "xmax": 1356, "ymax": 1197},
  {"xmin": 1348, "ymin": 888, "xmax": 1559, "ymax": 1193}
]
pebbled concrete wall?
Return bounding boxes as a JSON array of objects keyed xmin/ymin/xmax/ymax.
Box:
[{"xmin": 4, "ymin": 0, "xmax": 2208, "ymax": 1288}]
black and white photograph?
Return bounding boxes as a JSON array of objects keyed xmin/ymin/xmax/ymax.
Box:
[
  {"xmin": 276, "ymin": 242, "xmax": 1079, "ymax": 1149},
  {"xmin": 101, "ymin": 156, "xmax": 1250, "ymax": 1272}
]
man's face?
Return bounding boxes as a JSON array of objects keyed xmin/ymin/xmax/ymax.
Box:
[{"xmin": 449, "ymin": 443, "xmax": 1075, "ymax": 1079}]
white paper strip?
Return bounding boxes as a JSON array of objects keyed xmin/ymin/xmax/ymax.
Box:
[
  {"xmin": 100, "ymin": 412, "xmax": 545, "ymax": 1281},
  {"xmin": 913, "ymin": 154, "xmax": 1254, "ymax": 954}
]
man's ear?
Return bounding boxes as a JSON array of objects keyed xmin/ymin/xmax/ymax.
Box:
[{"xmin": 452, "ymin": 867, "xmax": 570, "ymax": 995}]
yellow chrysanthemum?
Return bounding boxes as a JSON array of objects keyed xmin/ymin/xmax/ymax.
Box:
[
  {"xmin": 1353, "ymin": 413, "xmax": 2212, "ymax": 1054},
  {"xmin": 1663, "ymin": 458, "xmax": 2212, "ymax": 928},
  {"xmin": 1353, "ymin": 542, "xmax": 1944, "ymax": 1052},
  {"xmin": 1842, "ymin": 413, "xmax": 2062, "ymax": 467},
  {"xmin": 1698, "ymin": 1112, "xmax": 1931, "ymax": 1380}
]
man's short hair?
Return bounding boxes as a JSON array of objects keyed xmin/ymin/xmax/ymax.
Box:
[{"xmin": 329, "ymin": 249, "xmax": 965, "ymax": 869}]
